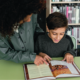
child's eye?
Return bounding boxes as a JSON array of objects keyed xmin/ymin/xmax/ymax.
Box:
[
  {"xmin": 53, "ymin": 34, "xmax": 56, "ymax": 35},
  {"xmin": 60, "ymin": 34, "xmax": 64, "ymax": 35}
]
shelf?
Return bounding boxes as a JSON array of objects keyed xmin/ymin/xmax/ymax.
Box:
[
  {"xmin": 68, "ymin": 24, "xmax": 80, "ymax": 26},
  {"xmin": 77, "ymin": 43, "xmax": 80, "ymax": 46},
  {"xmin": 51, "ymin": 1, "xmax": 80, "ymax": 4}
]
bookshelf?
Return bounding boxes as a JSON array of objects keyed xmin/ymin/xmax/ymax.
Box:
[
  {"xmin": 46, "ymin": 0, "xmax": 80, "ymax": 26},
  {"xmin": 46, "ymin": 0, "xmax": 80, "ymax": 47},
  {"xmin": 51, "ymin": 1, "xmax": 80, "ymax": 4},
  {"xmin": 68, "ymin": 23, "xmax": 80, "ymax": 25},
  {"xmin": 77, "ymin": 43, "xmax": 80, "ymax": 45}
]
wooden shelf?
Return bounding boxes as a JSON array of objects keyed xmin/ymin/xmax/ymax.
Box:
[
  {"xmin": 51, "ymin": 1, "xmax": 80, "ymax": 4},
  {"xmin": 68, "ymin": 24, "xmax": 80, "ymax": 26},
  {"xmin": 77, "ymin": 43, "xmax": 80, "ymax": 46}
]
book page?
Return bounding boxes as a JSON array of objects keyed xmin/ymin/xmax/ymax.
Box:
[
  {"xmin": 57, "ymin": 74, "xmax": 80, "ymax": 78},
  {"xmin": 50, "ymin": 64, "xmax": 71, "ymax": 77},
  {"xmin": 27, "ymin": 64, "xmax": 54, "ymax": 79},
  {"xmin": 50, "ymin": 60, "xmax": 79, "ymax": 77}
]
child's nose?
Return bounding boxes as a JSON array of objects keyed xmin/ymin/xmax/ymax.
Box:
[{"xmin": 56, "ymin": 35, "xmax": 60, "ymax": 40}]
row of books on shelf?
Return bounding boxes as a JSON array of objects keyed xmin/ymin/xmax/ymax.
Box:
[
  {"xmin": 67, "ymin": 27, "xmax": 80, "ymax": 43},
  {"xmin": 52, "ymin": 0, "xmax": 80, "ymax": 2},
  {"xmin": 51, "ymin": 5, "xmax": 80, "ymax": 24}
]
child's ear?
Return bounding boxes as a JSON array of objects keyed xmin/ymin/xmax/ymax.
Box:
[{"xmin": 46, "ymin": 25, "xmax": 49, "ymax": 32}]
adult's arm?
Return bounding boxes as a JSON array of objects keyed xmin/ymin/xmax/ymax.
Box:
[{"xmin": 0, "ymin": 38, "xmax": 36, "ymax": 63}]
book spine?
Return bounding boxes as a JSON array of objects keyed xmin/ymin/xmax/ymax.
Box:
[
  {"xmin": 65, "ymin": 5, "xmax": 67, "ymax": 15},
  {"xmin": 63, "ymin": 6, "xmax": 66, "ymax": 15},
  {"xmin": 68, "ymin": 7, "xmax": 70, "ymax": 23},
  {"xmin": 66, "ymin": 6, "xmax": 68, "ymax": 20},
  {"xmin": 57, "ymin": 0, "xmax": 59, "ymax": 2},
  {"xmin": 24, "ymin": 64, "xmax": 29, "ymax": 80},
  {"xmin": 79, "ymin": 6, "xmax": 80, "ymax": 23},
  {"xmin": 53, "ymin": 6, "xmax": 57, "ymax": 13},
  {"xmin": 60, "ymin": 6, "xmax": 63, "ymax": 13},
  {"xmin": 79, "ymin": 27, "xmax": 80, "ymax": 42},
  {"xmin": 74, "ymin": 7, "xmax": 76, "ymax": 23},
  {"xmin": 70, "ymin": 7, "xmax": 72, "ymax": 23},
  {"xmin": 76, "ymin": 6, "xmax": 79, "ymax": 23},
  {"xmin": 51, "ymin": 5, "xmax": 53, "ymax": 13},
  {"xmin": 72, "ymin": 28, "xmax": 74, "ymax": 36},
  {"xmin": 77, "ymin": 27, "xmax": 79, "ymax": 42},
  {"xmin": 73, "ymin": 27, "xmax": 77, "ymax": 38},
  {"xmin": 59, "ymin": 0, "xmax": 62, "ymax": 1},
  {"xmin": 67, "ymin": 30, "xmax": 71, "ymax": 35},
  {"xmin": 52, "ymin": 0, "xmax": 55, "ymax": 2},
  {"xmin": 72, "ymin": 7, "xmax": 74, "ymax": 23}
]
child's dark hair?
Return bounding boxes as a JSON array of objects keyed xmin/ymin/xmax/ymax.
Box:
[{"xmin": 46, "ymin": 12, "xmax": 68, "ymax": 30}]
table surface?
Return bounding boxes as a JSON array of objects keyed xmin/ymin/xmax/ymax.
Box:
[{"xmin": 0, "ymin": 57, "xmax": 80, "ymax": 80}]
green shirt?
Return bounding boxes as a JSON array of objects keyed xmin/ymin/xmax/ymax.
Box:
[{"xmin": 0, "ymin": 14, "xmax": 43, "ymax": 63}]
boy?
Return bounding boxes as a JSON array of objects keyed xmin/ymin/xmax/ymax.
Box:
[{"xmin": 35, "ymin": 12, "xmax": 75, "ymax": 64}]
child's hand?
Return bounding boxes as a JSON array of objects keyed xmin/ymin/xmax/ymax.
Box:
[
  {"xmin": 62, "ymin": 53, "xmax": 74, "ymax": 63},
  {"xmin": 34, "ymin": 55, "xmax": 48, "ymax": 66},
  {"xmin": 39, "ymin": 52, "xmax": 52, "ymax": 63}
]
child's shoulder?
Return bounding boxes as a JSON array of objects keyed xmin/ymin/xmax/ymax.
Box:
[
  {"xmin": 60, "ymin": 34, "xmax": 72, "ymax": 44},
  {"xmin": 64, "ymin": 34, "xmax": 74, "ymax": 47},
  {"xmin": 65, "ymin": 34, "xmax": 73, "ymax": 42},
  {"xmin": 65, "ymin": 34, "xmax": 72, "ymax": 41}
]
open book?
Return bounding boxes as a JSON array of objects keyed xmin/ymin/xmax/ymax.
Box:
[{"xmin": 24, "ymin": 60, "xmax": 80, "ymax": 80}]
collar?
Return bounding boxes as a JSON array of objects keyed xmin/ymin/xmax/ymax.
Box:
[
  {"xmin": 14, "ymin": 25, "xmax": 19, "ymax": 33},
  {"xmin": 13, "ymin": 23, "xmax": 20, "ymax": 33}
]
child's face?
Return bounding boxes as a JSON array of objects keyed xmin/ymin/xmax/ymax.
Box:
[{"xmin": 48, "ymin": 27, "xmax": 66, "ymax": 43}]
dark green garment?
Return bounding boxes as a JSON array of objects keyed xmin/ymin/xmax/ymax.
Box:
[{"xmin": 0, "ymin": 14, "xmax": 43, "ymax": 63}]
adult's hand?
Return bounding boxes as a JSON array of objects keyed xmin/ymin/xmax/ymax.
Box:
[{"xmin": 34, "ymin": 55, "xmax": 48, "ymax": 66}]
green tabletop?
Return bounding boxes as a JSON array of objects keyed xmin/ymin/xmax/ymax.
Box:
[{"xmin": 0, "ymin": 57, "xmax": 80, "ymax": 80}]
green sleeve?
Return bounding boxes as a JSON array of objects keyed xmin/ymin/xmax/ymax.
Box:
[{"xmin": 0, "ymin": 39, "xmax": 36, "ymax": 63}]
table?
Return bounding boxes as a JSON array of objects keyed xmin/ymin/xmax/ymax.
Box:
[{"xmin": 0, "ymin": 57, "xmax": 80, "ymax": 80}]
